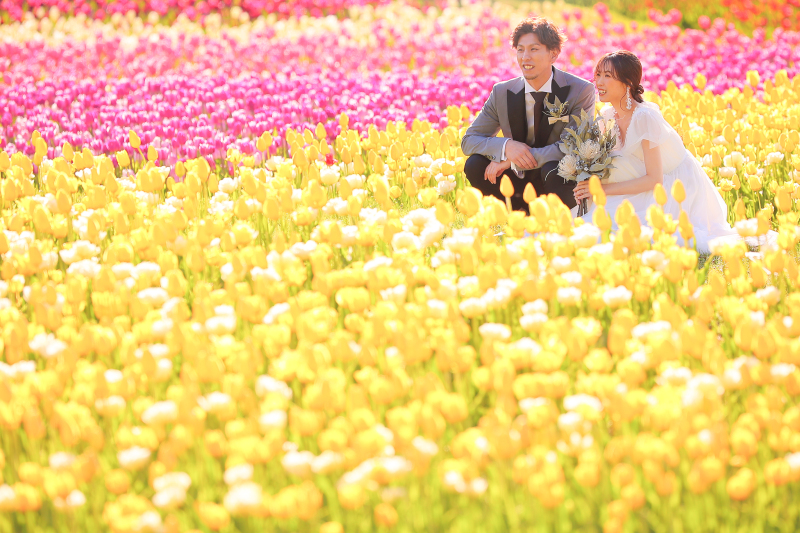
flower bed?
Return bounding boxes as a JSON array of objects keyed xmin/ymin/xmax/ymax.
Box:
[
  {"xmin": 2, "ymin": 2, "xmax": 800, "ymax": 532},
  {"xmin": 4, "ymin": 3, "xmax": 800, "ymax": 160}
]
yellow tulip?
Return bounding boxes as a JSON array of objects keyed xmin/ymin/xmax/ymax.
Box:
[
  {"xmin": 104, "ymin": 469, "xmax": 130, "ymax": 495},
  {"xmin": 456, "ymin": 187, "xmax": 482, "ymax": 216},
  {"xmin": 338, "ymin": 484, "xmax": 366, "ymax": 510},
  {"xmin": 776, "ymin": 187, "xmax": 792, "ymax": 212},
  {"xmin": 671, "ymin": 179, "xmax": 686, "ymax": 203},
  {"xmin": 320, "ymin": 522, "xmax": 345, "ymax": 533},
  {"xmin": 198, "ymin": 502, "xmax": 230, "ymax": 531},
  {"xmin": 727, "ymin": 468, "xmax": 756, "ymax": 500},
  {"xmin": 61, "ymin": 142, "xmax": 73, "ymax": 162},
  {"xmin": 653, "ymin": 183, "xmax": 667, "ymax": 206},
  {"xmin": 129, "ymin": 129, "xmax": 141, "ymax": 149},
  {"xmin": 499, "ymin": 175, "xmax": 514, "ymax": 198},
  {"xmin": 374, "ymin": 502, "xmax": 399, "ymax": 527},
  {"xmin": 694, "ymin": 73, "xmax": 707, "ymax": 91}
]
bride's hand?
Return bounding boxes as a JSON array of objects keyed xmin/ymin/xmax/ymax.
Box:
[{"xmin": 573, "ymin": 181, "xmax": 593, "ymax": 202}]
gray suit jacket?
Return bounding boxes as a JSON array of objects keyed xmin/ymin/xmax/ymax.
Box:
[{"xmin": 461, "ymin": 68, "xmax": 596, "ymax": 173}]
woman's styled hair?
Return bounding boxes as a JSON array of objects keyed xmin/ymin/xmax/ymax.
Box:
[
  {"xmin": 594, "ymin": 50, "xmax": 645, "ymax": 103},
  {"xmin": 510, "ymin": 17, "xmax": 567, "ymax": 53}
]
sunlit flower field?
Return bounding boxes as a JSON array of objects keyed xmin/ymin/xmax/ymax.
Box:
[{"xmin": 3, "ymin": 1, "xmax": 800, "ymax": 532}]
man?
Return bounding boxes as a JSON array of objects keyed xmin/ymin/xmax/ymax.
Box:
[{"xmin": 461, "ymin": 17, "xmax": 596, "ymax": 212}]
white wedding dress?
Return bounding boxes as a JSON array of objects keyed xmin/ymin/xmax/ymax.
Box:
[{"xmin": 582, "ymin": 102, "xmax": 742, "ymax": 253}]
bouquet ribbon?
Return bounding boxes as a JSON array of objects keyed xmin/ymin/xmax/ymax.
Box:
[{"xmin": 548, "ymin": 116, "xmax": 569, "ymax": 124}]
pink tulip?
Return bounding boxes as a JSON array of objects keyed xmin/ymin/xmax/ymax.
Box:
[{"xmin": 4, "ymin": 4, "xmax": 800, "ymax": 159}]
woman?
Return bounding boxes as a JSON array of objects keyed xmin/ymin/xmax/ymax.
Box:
[{"xmin": 573, "ymin": 51, "xmax": 743, "ymax": 253}]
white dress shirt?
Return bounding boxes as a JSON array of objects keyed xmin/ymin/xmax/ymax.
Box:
[{"xmin": 501, "ymin": 71, "xmax": 554, "ymax": 176}]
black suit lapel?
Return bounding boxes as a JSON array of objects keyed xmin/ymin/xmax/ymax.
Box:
[
  {"xmin": 507, "ymin": 84, "xmax": 527, "ymax": 144},
  {"xmin": 535, "ymin": 71, "xmax": 572, "ymax": 148}
]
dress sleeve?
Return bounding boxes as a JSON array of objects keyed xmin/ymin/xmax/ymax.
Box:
[{"xmin": 628, "ymin": 103, "xmax": 674, "ymax": 150}]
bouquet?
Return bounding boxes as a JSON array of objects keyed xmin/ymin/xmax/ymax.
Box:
[{"xmin": 553, "ymin": 108, "xmax": 618, "ymax": 217}]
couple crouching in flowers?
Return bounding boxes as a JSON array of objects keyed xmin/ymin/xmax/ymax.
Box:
[{"xmin": 462, "ymin": 16, "xmax": 749, "ymax": 254}]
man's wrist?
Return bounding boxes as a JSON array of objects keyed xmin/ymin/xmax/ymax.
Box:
[{"xmin": 500, "ymin": 139, "xmax": 509, "ymax": 161}]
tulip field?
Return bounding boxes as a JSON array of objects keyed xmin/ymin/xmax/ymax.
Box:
[{"xmin": 6, "ymin": 0, "xmax": 800, "ymax": 532}]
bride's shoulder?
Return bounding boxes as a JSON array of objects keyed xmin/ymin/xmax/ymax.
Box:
[
  {"xmin": 631, "ymin": 101, "xmax": 668, "ymax": 128},
  {"xmin": 634, "ymin": 101, "xmax": 663, "ymax": 118}
]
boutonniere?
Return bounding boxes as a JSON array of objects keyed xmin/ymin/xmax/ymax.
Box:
[{"xmin": 544, "ymin": 96, "xmax": 570, "ymax": 125}]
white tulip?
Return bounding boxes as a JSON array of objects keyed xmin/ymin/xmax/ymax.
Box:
[
  {"xmin": 458, "ymin": 297, "xmax": 486, "ymax": 318},
  {"xmin": 521, "ymin": 300, "xmax": 548, "ymax": 315},
  {"xmin": 224, "ymin": 482, "xmax": 263, "ymax": 516},
  {"xmin": 755, "ymin": 286, "xmax": 780, "ymax": 306},
  {"xmin": 137, "ymin": 287, "xmax": 170, "ymax": 306},
  {"xmin": 255, "ymin": 375, "xmax": 292, "ymax": 399},
  {"xmin": 95, "ymin": 396, "xmax": 127, "ymax": 417},
  {"xmin": 49, "ymin": 452, "xmax": 76, "ymax": 470},
  {"xmin": 281, "ymin": 450, "xmax": 314, "ymax": 477},
  {"xmin": 556, "ymin": 287, "xmax": 582, "ymax": 306},
  {"xmin": 136, "ymin": 510, "xmax": 163, "ymax": 533},
  {"xmin": 258, "ymin": 410, "xmax": 288, "ymax": 432},
  {"xmin": 153, "ymin": 472, "xmax": 192, "ymax": 493},
  {"xmin": 765, "ymin": 151, "xmax": 784, "ymax": 165},
  {"xmin": 141, "ymin": 401, "xmax": 178, "ymax": 426},
  {"xmin": 311, "ymin": 451, "xmax": 344, "ymax": 474},
  {"xmin": 0, "ymin": 485, "xmax": 14, "ymax": 511},
  {"xmin": 152, "ymin": 486, "xmax": 187, "ymax": 510},
  {"xmin": 601, "ymin": 286, "xmax": 632, "ymax": 308},
  {"xmin": 520, "ymin": 312, "xmax": 548, "ymax": 332},
  {"xmin": 54, "ymin": 489, "xmax": 86, "ymax": 511},
  {"xmin": 197, "ymin": 392, "xmax": 233, "ymax": 414},
  {"xmin": 117, "ymin": 447, "xmax": 152, "ymax": 471},
  {"xmin": 478, "ymin": 323, "xmax": 511, "ymax": 341},
  {"xmin": 224, "ymin": 464, "xmax": 254, "ymax": 486}
]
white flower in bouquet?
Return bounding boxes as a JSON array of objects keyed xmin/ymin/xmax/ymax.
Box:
[
  {"xmin": 554, "ymin": 108, "xmax": 619, "ymax": 216},
  {"xmin": 577, "ymin": 140, "xmax": 601, "ymax": 161},
  {"xmin": 557, "ymin": 154, "xmax": 579, "ymax": 177}
]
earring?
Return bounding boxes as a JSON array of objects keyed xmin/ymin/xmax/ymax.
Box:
[{"xmin": 626, "ymin": 87, "xmax": 632, "ymax": 110}]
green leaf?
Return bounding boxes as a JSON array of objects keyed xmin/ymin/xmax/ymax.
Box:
[{"xmin": 566, "ymin": 129, "xmax": 581, "ymax": 143}]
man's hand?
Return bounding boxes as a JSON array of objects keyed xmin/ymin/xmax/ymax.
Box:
[
  {"xmin": 504, "ymin": 140, "xmax": 538, "ymax": 170},
  {"xmin": 485, "ymin": 159, "xmax": 512, "ymax": 184}
]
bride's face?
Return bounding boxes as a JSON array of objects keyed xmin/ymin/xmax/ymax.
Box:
[{"xmin": 594, "ymin": 67, "xmax": 627, "ymax": 105}]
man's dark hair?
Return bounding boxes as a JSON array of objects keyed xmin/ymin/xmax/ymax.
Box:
[{"xmin": 510, "ymin": 17, "xmax": 567, "ymax": 53}]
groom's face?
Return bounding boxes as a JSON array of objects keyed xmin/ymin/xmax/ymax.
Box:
[{"xmin": 515, "ymin": 33, "xmax": 558, "ymax": 87}]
